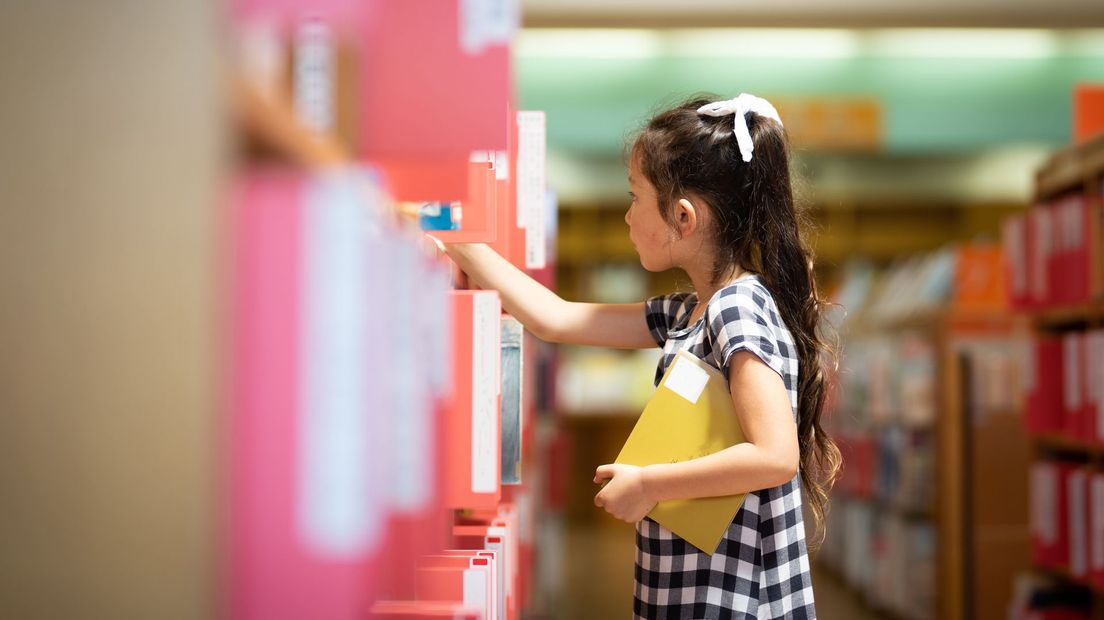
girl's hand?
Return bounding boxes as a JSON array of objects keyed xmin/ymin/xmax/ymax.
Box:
[
  {"xmin": 422, "ymin": 233, "xmax": 446, "ymax": 256},
  {"xmin": 593, "ymin": 463, "xmax": 658, "ymax": 523}
]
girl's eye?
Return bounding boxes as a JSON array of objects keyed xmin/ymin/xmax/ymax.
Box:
[{"xmin": 628, "ymin": 191, "xmax": 637, "ymax": 201}]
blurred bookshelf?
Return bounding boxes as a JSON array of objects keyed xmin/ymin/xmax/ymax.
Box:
[
  {"xmin": 1008, "ymin": 130, "xmax": 1104, "ymax": 619},
  {"xmin": 819, "ymin": 245, "xmax": 1032, "ymax": 620}
]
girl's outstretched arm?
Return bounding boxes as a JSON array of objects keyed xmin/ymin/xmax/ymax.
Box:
[{"xmin": 443, "ymin": 242, "xmax": 656, "ymax": 349}]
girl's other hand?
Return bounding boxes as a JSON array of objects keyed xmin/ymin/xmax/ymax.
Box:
[
  {"xmin": 422, "ymin": 233, "xmax": 446, "ymax": 257},
  {"xmin": 593, "ymin": 463, "xmax": 657, "ymax": 523}
]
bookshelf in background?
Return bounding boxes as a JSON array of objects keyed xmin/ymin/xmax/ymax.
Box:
[
  {"xmin": 1006, "ymin": 131, "xmax": 1104, "ymax": 620},
  {"xmin": 820, "ymin": 243, "xmax": 1031, "ymax": 620}
]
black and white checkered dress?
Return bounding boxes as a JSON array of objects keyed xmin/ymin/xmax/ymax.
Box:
[{"xmin": 637, "ymin": 273, "xmax": 815, "ymax": 619}]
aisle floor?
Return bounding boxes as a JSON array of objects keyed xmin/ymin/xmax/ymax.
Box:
[{"xmin": 555, "ymin": 522, "xmax": 881, "ymax": 620}]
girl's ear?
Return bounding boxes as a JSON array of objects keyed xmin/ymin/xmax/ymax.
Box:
[{"xmin": 675, "ymin": 198, "xmax": 700, "ymax": 237}]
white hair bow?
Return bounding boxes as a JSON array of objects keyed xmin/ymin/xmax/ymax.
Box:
[{"xmin": 696, "ymin": 94, "xmax": 783, "ymax": 163}]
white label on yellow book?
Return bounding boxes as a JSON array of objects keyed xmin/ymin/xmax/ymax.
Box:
[
  {"xmin": 472, "ymin": 292, "xmax": 500, "ymax": 493},
  {"xmin": 665, "ymin": 355, "xmax": 710, "ymax": 404}
]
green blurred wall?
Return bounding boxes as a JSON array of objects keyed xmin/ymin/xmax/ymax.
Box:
[{"xmin": 517, "ymin": 36, "xmax": 1104, "ymax": 156}]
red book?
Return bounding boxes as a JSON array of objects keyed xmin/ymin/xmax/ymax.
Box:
[
  {"xmin": 1089, "ymin": 470, "xmax": 1104, "ymax": 590},
  {"xmin": 1068, "ymin": 467, "xmax": 1090, "ymax": 579},
  {"xmin": 1089, "ymin": 330, "xmax": 1104, "ymax": 446},
  {"xmin": 1030, "ymin": 205, "xmax": 1055, "ymax": 308},
  {"xmin": 1062, "ymin": 333, "xmax": 1085, "ymax": 440},
  {"xmin": 1002, "ymin": 214, "xmax": 1029, "ymax": 309},
  {"xmin": 1049, "ymin": 201, "xmax": 1069, "ymax": 307},
  {"xmin": 359, "ymin": 0, "xmax": 511, "ymax": 200},
  {"xmin": 1031, "ymin": 460, "xmax": 1073, "ymax": 569},
  {"xmin": 1026, "ymin": 336, "xmax": 1065, "ymax": 436}
]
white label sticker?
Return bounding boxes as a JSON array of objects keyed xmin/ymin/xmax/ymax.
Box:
[
  {"xmin": 463, "ymin": 567, "xmax": 489, "ymax": 614},
  {"xmin": 482, "ymin": 547, "xmax": 505, "ymax": 620},
  {"xmin": 1023, "ymin": 337, "xmax": 1037, "ymax": 394},
  {"xmin": 294, "ymin": 19, "xmax": 334, "ymax": 133},
  {"xmin": 1032, "ymin": 464, "xmax": 1058, "ymax": 544},
  {"xmin": 299, "ymin": 174, "xmax": 379, "ymax": 558},
  {"xmin": 1002, "ymin": 217, "xmax": 1026, "ymax": 295},
  {"xmin": 458, "ymin": 0, "xmax": 518, "ymax": 55},
  {"xmin": 1071, "ymin": 470, "xmax": 1087, "ymax": 576},
  {"xmin": 487, "ymin": 526, "xmax": 509, "ymax": 601},
  {"xmin": 1092, "ymin": 477, "xmax": 1104, "ymax": 570},
  {"xmin": 1065, "ymin": 334, "xmax": 1082, "ymax": 411},
  {"xmin": 390, "ymin": 240, "xmax": 432, "ymax": 512},
  {"xmin": 472, "ymin": 292, "xmax": 501, "ymax": 493},
  {"xmin": 524, "ymin": 190, "xmax": 549, "ymax": 269},
  {"xmin": 516, "ymin": 111, "xmax": 546, "ymax": 230},
  {"xmin": 1095, "ymin": 332, "xmax": 1104, "ymax": 440},
  {"xmin": 1033, "ymin": 209, "xmax": 1052, "ymax": 302},
  {"xmin": 494, "ymin": 150, "xmax": 510, "ymax": 181},
  {"xmin": 665, "ymin": 356, "xmax": 710, "ymax": 404}
]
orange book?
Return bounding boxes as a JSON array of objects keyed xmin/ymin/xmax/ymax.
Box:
[
  {"xmin": 1075, "ymin": 84, "xmax": 1104, "ymax": 143},
  {"xmin": 371, "ymin": 600, "xmax": 481, "ymax": 619},
  {"xmin": 416, "ymin": 561, "xmax": 491, "ymax": 620},
  {"xmin": 433, "ymin": 159, "xmax": 498, "ymax": 244}
]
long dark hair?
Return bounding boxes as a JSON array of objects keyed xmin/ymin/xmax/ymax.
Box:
[{"xmin": 632, "ymin": 95, "xmax": 841, "ymax": 542}]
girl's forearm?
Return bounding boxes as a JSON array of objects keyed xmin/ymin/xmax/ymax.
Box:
[
  {"xmin": 444, "ymin": 242, "xmax": 566, "ymax": 342},
  {"xmin": 641, "ymin": 442, "xmax": 798, "ymax": 502}
]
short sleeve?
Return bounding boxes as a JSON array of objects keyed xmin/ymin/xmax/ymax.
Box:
[
  {"xmin": 704, "ymin": 284, "xmax": 785, "ymax": 381},
  {"xmin": 643, "ymin": 292, "xmax": 694, "ymax": 347}
]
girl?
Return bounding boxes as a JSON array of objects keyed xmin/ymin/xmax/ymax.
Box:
[{"xmin": 438, "ymin": 93, "xmax": 839, "ymax": 619}]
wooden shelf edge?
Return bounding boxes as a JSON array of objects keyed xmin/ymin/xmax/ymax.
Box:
[
  {"xmin": 844, "ymin": 306, "xmax": 1019, "ymax": 339},
  {"xmin": 1032, "ymin": 434, "xmax": 1104, "ymax": 456},
  {"xmin": 233, "ymin": 75, "xmax": 350, "ymax": 168},
  {"xmin": 1032, "ymin": 564, "xmax": 1104, "ymax": 596},
  {"xmin": 832, "ymin": 488, "xmax": 934, "ymax": 522},
  {"xmin": 1017, "ymin": 301, "xmax": 1104, "ymax": 328},
  {"xmin": 1036, "ymin": 132, "xmax": 1104, "ymax": 201}
]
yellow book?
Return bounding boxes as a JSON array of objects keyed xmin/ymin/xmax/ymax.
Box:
[{"xmin": 614, "ymin": 350, "xmax": 747, "ymax": 554}]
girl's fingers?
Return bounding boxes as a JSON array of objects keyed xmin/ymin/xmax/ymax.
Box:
[{"xmin": 594, "ymin": 464, "xmax": 616, "ymax": 483}]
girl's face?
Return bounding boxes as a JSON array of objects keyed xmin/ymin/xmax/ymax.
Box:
[{"xmin": 625, "ymin": 155, "xmax": 677, "ymax": 272}]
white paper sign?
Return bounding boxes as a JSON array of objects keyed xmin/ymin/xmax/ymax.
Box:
[
  {"xmin": 463, "ymin": 567, "xmax": 489, "ymax": 615},
  {"xmin": 459, "ymin": 0, "xmax": 518, "ymax": 55},
  {"xmin": 472, "ymin": 292, "xmax": 501, "ymax": 493},
  {"xmin": 390, "ymin": 239, "xmax": 433, "ymax": 512},
  {"xmin": 516, "ymin": 111, "xmax": 546, "ymax": 230},
  {"xmin": 294, "ymin": 19, "xmax": 334, "ymax": 133},
  {"xmin": 299, "ymin": 174, "xmax": 379, "ymax": 557}
]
